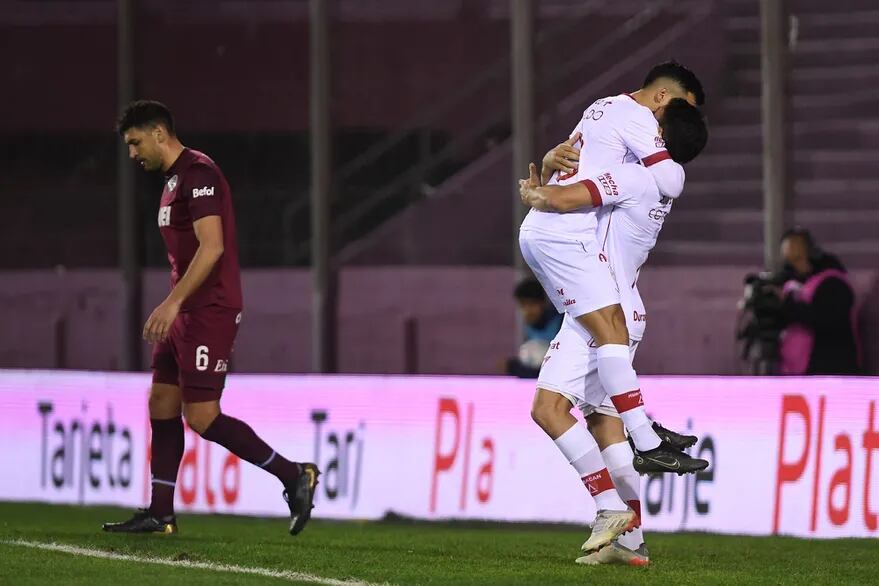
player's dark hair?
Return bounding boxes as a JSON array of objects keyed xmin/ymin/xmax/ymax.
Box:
[
  {"xmin": 117, "ymin": 100, "xmax": 176, "ymax": 136},
  {"xmin": 643, "ymin": 61, "xmax": 705, "ymax": 106},
  {"xmin": 660, "ymin": 99, "xmax": 708, "ymax": 165},
  {"xmin": 514, "ymin": 279, "xmax": 546, "ymax": 302}
]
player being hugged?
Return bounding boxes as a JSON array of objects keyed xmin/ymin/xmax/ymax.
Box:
[
  {"xmin": 103, "ymin": 101, "xmax": 319, "ymax": 536},
  {"xmin": 523, "ymin": 98, "xmax": 709, "ymax": 566},
  {"xmin": 517, "ymin": 62, "xmax": 709, "ymax": 555}
]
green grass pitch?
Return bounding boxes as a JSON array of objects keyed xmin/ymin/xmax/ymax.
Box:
[{"xmin": 1, "ymin": 502, "xmax": 877, "ymax": 585}]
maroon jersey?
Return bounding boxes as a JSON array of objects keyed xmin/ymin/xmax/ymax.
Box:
[{"xmin": 158, "ymin": 148, "xmax": 243, "ymax": 311}]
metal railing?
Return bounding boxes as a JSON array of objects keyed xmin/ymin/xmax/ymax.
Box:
[{"xmin": 285, "ymin": 0, "xmax": 710, "ymax": 263}]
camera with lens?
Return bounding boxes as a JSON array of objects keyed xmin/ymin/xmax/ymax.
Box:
[{"xmin": 736, "ymin": 270, "xmax": 790, "ymax": 374}]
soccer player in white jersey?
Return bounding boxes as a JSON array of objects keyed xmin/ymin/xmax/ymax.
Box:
[
  {"xmin": 524, "ymin": 99, "xmax": 709, "ymax": 566},
  {"xmin": 517, "ymin": 62, "xmax": 708, "ymax": 553}
]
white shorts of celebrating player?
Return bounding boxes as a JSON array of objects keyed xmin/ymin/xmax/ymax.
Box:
[
  {"xmin": 519, "ymin": 229, "xmax": 620, "ymax": 318},
  {"xmin": 536, "ymin": 287, "xmax": 646, "ymax": 419}
]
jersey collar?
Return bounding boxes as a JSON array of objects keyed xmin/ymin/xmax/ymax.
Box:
[{"xmin": 165, "ymin": 148, "xmax": 196, "ymax": 179}]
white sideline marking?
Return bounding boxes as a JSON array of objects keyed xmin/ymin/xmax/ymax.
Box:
[{"xmin": 2, "ymin": 539, "xmax": 387, "ymax": 586}]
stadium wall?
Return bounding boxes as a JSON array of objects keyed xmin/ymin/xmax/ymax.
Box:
[
  {"xmin": 1, "ymin": 370, "xmax": 878, "ymax": 539},
  {"xmin": 2, "ymin": 267, "xmax": 878, "ymax": 375}
]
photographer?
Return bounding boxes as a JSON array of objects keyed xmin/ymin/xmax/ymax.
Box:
[{"xmin": 777, "ymin": 228, "xmax": 861, "ymax": 375}]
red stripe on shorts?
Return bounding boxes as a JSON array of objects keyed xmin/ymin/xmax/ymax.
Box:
[
  {"xmin": 579, "ymin": 178, "xmax": 603, "ymax": 207},
  {"xmin": 642, "ymin": 151, "xmax": 672, "ymax": 167},
  {"xmin": 582, "ymin": 468, "xmax": 615, "ymax": 496},
  {"xmin": 611, "ymin": 390, "xmax": 644, "ymax": 413}
]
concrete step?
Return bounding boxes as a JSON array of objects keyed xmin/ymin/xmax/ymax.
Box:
[
  {"xmin": 686, "ymin": 149, "xmax": 879, "ymax": 182},
  {"xmin": 786, "ymin": 0, "xmax": 879, "ymax": 14},
  {"xmin": 723, "ymin": 90, "xmax": 879, "ymax": 121},
  {"xmin": 650, "ymin": 240, "xmax": 762, "ymax": 266},
  {"xmin": 733, "ymin": 64, "xmax": 879, "ymax": 97},
  {"xmin": 681, "ymin": 179, "xmax": 879, "ymax": 210},
  {"xmin": 726, "ymin": 10, "xmax": 879, "ymax": 42},
  {"xmin": 650, "ymin": 238, "xmax": 879, "ymax": 267},
  {"xmin": 720, "ymin": 0, "xmax": 760, "ymax": 19},
  {"xmin": 708, "ymin": 119, "xmax": 879, "ymax": 151},
  {"xmin": 663, "ymin": 209, "xmax": 879, "ymax": 243},
  {"xmin": 732, "ymin": 37, "xmax": 879, "ymax": 68}
]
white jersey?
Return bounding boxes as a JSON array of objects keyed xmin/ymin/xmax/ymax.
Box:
[
  {"xmin": 520, "ymin": 94, "xmax": 675, "ymax": 241},
  {"xmin": 585, "ymin": 163, "xmax": 674, "ymax": 340},
  {"xmin": 535, "ymin": 164, "xmax": 672, "ymax": 413}
]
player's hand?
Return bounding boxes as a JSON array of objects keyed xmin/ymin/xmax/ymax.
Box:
[
  {"xmin": 143, "ymin": 298, "xmax": 182, "ymax": 344},
  {"xmin": 542, "ymin": 131, "xmax": 581, "ymax": 176},
  {"xmin": 519, "ymin": 162, "xmax": 549, "ymax": 210}
]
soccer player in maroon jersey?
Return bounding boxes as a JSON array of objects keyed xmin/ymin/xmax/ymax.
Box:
[{"xmin": 103, "ymin": 101, "xmax": 319, "ymax": 535}]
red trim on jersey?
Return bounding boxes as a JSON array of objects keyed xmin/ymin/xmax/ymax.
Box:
[
  {"xmin": 580, "ymin": 179, "xmax": 603, "ymax": 207},
  {"xmin": 642, "ymin": 151, "xmax": 672, "ymax": 167},
  {"xmin": 623, "ymin": 93, "xmax": 637, "ymax": 102},
  {"xmin": 610, "ymin": 390, "xmax": 644, "ymax": 413},
  {"xmin": 582, "ymin": 468, "xmax": 615, "ymax": 496}
]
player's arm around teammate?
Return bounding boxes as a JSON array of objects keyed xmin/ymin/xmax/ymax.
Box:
[
  {"xmin": 520, "ymin": 163, "xmax": 595, "ymax": 213},
  {"xmin": 540, "ymin": 132, "xmax": 581, "ymax": 186}
]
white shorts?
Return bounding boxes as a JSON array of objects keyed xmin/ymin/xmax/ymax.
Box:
[
  {"xmin": 537, "ymin": 314, "xmax": 642, "ymax": 419},
  {"xmin": 519, "ymin": 229, "xmax": 620, "ymax": 318}
]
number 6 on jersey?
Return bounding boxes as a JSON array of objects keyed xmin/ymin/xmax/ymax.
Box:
[{"xmin": 195, "ymin": 345, "xmax": 210, "ymax": 371}]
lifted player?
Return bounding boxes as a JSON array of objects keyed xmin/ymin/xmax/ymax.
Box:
[
  {"xmin": 518, "ymin": 62, "xmax": 709, "ymax": 553},
  {"xmin": 103, "ymin": 101, "xmax": 319, "ymax": 536},
  {"xmin": 521, "ymin": 98, "xmax": 708, "ymax": 565}
]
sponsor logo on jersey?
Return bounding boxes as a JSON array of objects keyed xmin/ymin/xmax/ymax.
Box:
[
  {"xmin": 596, "ymin": 172, "xmax": 619, "ymax": 198},
  {"xmin": 556, "ymin": 288, "xmax": 565, "ymax": 297},
  {"xmin": 633, "ymin": 310, "xmax": 647, "ymax": 323},
  {"xmin": 158, "ymin": 205, "xmax": 171, "ymax": 227},
  {"xmin": 167, "ymin": 174, "xmax": 178, "ymax": 191},
  {"xmin": 655, "ymin": 136, "xmax": 666, "ymax": 148},
  {"xmin": 648, "ymin": 208, "xmax": 668, "ymax": 221},
  {"xmin": 192, "ymin": 186, "xmax": 215, "ymax": 198},
  {"xmin": 563, "ymin": 299, "xmax": 577, "ymax": 307}
]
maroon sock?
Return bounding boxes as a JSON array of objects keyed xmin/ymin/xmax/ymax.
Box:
[
  {"xmin": 149, "ymin": 417, "xmax": 184, "ymax": 519},
  {"xmin": 201, "ymin": 414, "xmax": 300, "ymax": 486}
]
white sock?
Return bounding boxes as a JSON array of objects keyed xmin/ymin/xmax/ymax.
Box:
[
  {"xmin": 595, "ymin": 344, "xmax": 660, "ymax": 451},
  {"xmin": 603, "ymin": 440, "xmax": 645, "ymax": 550},
  {"xmin": 554, "ymin": 424, "xmax": 628, "ymax": 511}
]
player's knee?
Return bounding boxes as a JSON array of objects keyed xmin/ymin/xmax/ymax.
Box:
[
  {"xmin": 530, "ymin": 402, "xmax": 547, "ymax": 427},
  {"xmin": 531, "ymin": 391, "xmax": 568, "ymax": 428},
  {"xmin": 587, "ymin": 413, "xmax": 627, "ymax": 447},
  {"xmin": 184, "ymin": 412, "xmax": 213, "ymax": 435},
  {"xmin": 148, "ymin": 384, "xmax": 181, "ymax": 418},
  {"xmin": 183, "ymin": 402, "xmax": 220, "ymax": 435},
  {"xmin": 586, "ymin": 412, "xmax": 609, "ymax": 433},
  {"xmin": 576, "ymin": 305, "xmax": 628, "ymax": 346}
]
